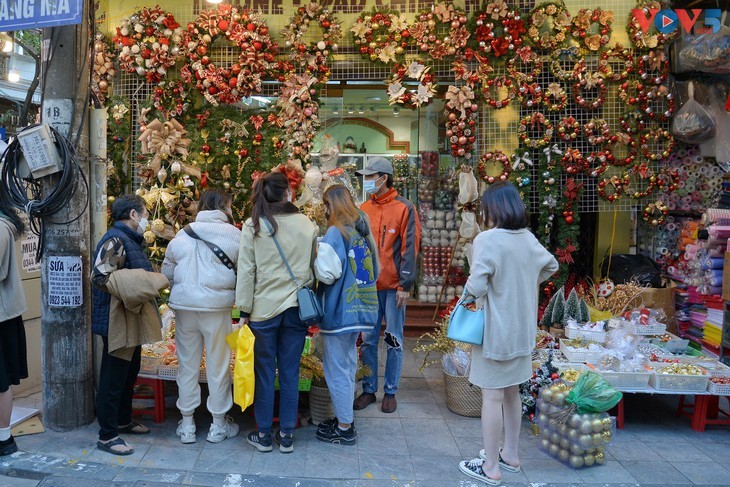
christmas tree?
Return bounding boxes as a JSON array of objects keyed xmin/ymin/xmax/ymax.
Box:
[
  {"xmin": 520, "ymin": 349, "xmax": 559, "ymax": 421},
  {"xmin": 550, "ymin": 288, "xmax": 566, "ymax": 328},
  {"xmin": 579, "ymin": 299, "xmax": 590, "ymax": 323},
  {"xmin": 564, "ymin": 288, "xmax": 581, "ymax": 325}
]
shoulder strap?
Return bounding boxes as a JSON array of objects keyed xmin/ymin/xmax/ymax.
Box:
[
  {"xmin": 262, "ymin": 218, "xmax": 300, "ymax": 287},
  {"xmin": 183, "ymin": 225, "xmax": 235, "ymax": 272}
]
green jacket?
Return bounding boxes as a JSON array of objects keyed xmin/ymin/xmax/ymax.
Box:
[{"xmin": 235, "ymin": 213, "xmax": 318, "ymax": 322}]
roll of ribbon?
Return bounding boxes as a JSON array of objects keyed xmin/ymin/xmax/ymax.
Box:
[
  {"xmin": 682, "ymin": 156, "xmax": 693, "ymax": 166},
  {"xmin": 667, "ymin": 222, "xmax": 676, "ymax": 231},
  {"xmin": 659, "ymin": 247, "xmax": 669, "ymax": 255},
  {"xmin": 706, "ymin": 269, "xmax": 723, "ymax": 286},
  {"xmin": 667, "ymin": 265, "xmax": 677, "ymax": 274},
  {"xmin": 669, "ymin": 153, "xmax": 680, "ymax": 162},
  {"xmin": 687, "ymin": 146, "xmax": 698, "ymax": 157},
  {"xmin": 692, "ymin": 155, "xmax": 703, "ymax": 164},
  {"xmin": 677, "ymin": 148, "xmax": 688, "ymax": 158}
]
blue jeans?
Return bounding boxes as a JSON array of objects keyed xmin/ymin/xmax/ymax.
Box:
[
  {"xmin": 249, "ymin": 307, "xmax": 308, "ymax": 435},
  {"xmin": 322, "ymin": 332, "xmax": 359, "ymax": 425},
  {"xmin": 360, "ymin": 289, "xmax": 405, "ymax": 396}
]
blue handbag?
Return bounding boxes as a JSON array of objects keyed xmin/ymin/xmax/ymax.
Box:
[{"xmin": 446, "ymin": 295, "xmax": 484, "ymax": 346}]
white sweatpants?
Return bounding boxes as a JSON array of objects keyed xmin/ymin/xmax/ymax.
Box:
[{"xmin": 174, "ymin": 309, "xmax": 233, "ymax": 417}]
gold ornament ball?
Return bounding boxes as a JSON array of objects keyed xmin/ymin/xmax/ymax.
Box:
[
  {"xmin": 583, "ymin": 453, "xmax": 595, "ymax": 467},
  {"xmin": 569, "ymin": 454, "xmax": 584, "ymax": 468},
  {"xmin": 107, "ymin": 196, "xmax": 116, "ymax": 204},
  {"xmin": 143, "ymin": 230, "xmax": 156, "ymax": 244},
  {"xmin": 151, "ymin": 218, "xmax": 165, "ymax": 233},
  {"xmin": 594, "ymin": 450, "xmax": 606, "ymax": 464},
  {"xmin": 135, "ymin": 188, "xmax": 147, "ymax": 196},
  {"xmin": 591, "ymin": 418, "xmax": 604, "ymax": 433}
]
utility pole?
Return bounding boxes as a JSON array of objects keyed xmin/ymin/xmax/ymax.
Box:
[{"xmin": 40, "ymin": 2, "xmax": 94, "ymax": 430}]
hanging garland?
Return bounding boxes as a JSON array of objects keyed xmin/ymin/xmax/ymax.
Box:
[
  {"xmin": 444, "ymin": 84, "xmax": 478, "ymax": 160},
  {"xmin": 527, "ymin": 2, "xmax": 570, "ymax": 52},
  {"xmin": 281, "ymin": 2, "xmax": 342, "ymax": 80},
  {"xmin": 568, "ymin": 8, "xmax": 614, "ymax": 53},
  {"xmin": 477, "ymin": 150, "xmax": 511, "ymax": 184},
  {"xmin": 106, "ymin": 97, "xmax": 133, "ymax": 199},
  {"xmin": 386, "ymin": 61, "xmax": 437, "ymax": 109},
  {"xmin": 536, "ymin": 144, "xmax": 564, "ymax": 247},
  {"xmin": 598, "ymin": 44, "xmax": 635, "ymax": 82},
  {"xmin": 518, "ymin": 112, "xmax": 554, "ymax": 149},
  {"xmin": 553, "ymin": 177, "xmax": 584, "ymax": 290},
  {"xmin": 113, "ymin": 6, "xmax": 183, "ymax": 83},
  {"xmin": 351, "ymin": 7, "xmax": 410, "ymax": 64},
  {"xmin": 627, "ymin": 0, "xmax": 676, "ymax": 50},
  {"xmin": 92, "ymin": 34, "xmax": 116, "ymax": 105},
  {"xmin": 411, "ymin": 1, "xmax": 470, "ymax": 61},
  {"xmin": 181, "ymin": 5, "xmax": 277, "ymax": 106},
  {"xmin": 470, "ymin": 1, "xmax": 526, "ymax": 61},
  {"xmin": 510, "ymin": 149, "xmax": 533, "ymax": 207}
]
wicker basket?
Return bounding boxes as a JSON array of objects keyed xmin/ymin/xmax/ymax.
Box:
[{"xmin": 443, "ymin": 370, "xmax": 482, "ymax": 417}]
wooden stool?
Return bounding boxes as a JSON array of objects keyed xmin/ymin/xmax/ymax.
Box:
[{"xmin": 132, "ymin": 376, "xmax": 165, "ymax": 423}]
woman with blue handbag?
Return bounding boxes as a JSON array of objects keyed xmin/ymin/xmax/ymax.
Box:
[
  {"xmin": 236, "ymin": 172, "xmax": 318, "ymax": 454},
  {"xmin": 458, "ymin": 182, "xmax": 558, "ymax": 485}
]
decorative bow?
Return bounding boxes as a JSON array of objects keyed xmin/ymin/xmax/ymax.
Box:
[
  {"xmin": 564, "ymin": 178, "xmax": 583, "ymax": 200},
  {"xmin": 445, "ymin": 85, "xmax": 475, "ymax": 117},
  {"xmin": 138, "ymin": 118, "xmax": 191, "ymax": 173},
  {"xmin": 542, "ymin": 144, "xmax": 563, "ymax": 165},
  {"xmin": 555, "ymin": 240, "xmax": 577, "ymax": 264},
  {"xmin": 512, "ymin": 151, "xmax": 533, "ymax": 170},
  {"xmin": 141, "ymin": 185, "xmax": 178, "ymax": 208}
]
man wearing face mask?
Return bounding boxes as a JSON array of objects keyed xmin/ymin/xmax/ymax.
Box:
[
  {"xmin": 354, "ymin": 157, "xmax": 421, "ymax": 413},
  {"xmin": 91, "ymin": 194, "xmax": 158, "ymax": 456}
]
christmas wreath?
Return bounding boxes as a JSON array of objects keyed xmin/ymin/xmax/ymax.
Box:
[
  {"xmin": 470, "ymin": 1, "xmax": 526, "ymax": 60},
  {"xmin": 477, "ymin": 150, "xmax": 511, "ymax": 184},
  {"xmin": 444, "ymin": 84, "xmax": 478, "ymax": 160},
  {"xmin": 556, "ymin": 115, "xmax": 581, "ymax": 142},
  {"xmin": 351, "ymin": 7, "xmax": 410, "ymax": 64},
  {"xmin": 602, "ymin": 132, "xmax": 638, "ymax": 167},
  {"xmin": 637, "ymin": 50, "xmax": 670, "ymax": 85},
  {"xmin": 410, "ymin": 2, "xmax": 470, "ymax": 60},
  {"xmin": 281, "ymin": 2, "xmax": 342, "ymax": 80},
  {"xmin": 643, "ymin": 200, "xmax": 669, "ymax": 226},
  {"xmin": 506, "ymin": 46, "xmax": 542, "ymax": 83},
  {"xmin": 527, "ymin": 2, "xmax": 570, "ymax": 52},
  {"xmin": 560, "ymin": 148, "xmax": 587, "ymax": 175},
  {"xmin": 274, "ymin": 72, "xmax": 322, "ymax": 174},
  {"xmin": 113, "ymin": 6, "xmax": 183, "ymax": 83},
  {"xmin": 572, "ymin": 65, "xmax": 607, "ymax": 110},
  {"xmin": 543, "ymin": 82, "xmax": 568, "ymax": 112},
  {"xmin": 518, "ymin": 112, "xmax": 554, "ymax": 149},
  {"xmin": 550, "ymin": 46, "xmax": 582, "ymax": 81},
  {"xmin": 583, "ymin": 118, "xmax": 611, "ymax": 146},
  {"xmin": 181, "ymin": 5, "xmax": 277, "ymax": 105},
  {"xmin": 627, "ymin": 0, "xmax": 676, "ymax": 50},
  {"xmin": 480, "ymin": 72, "xmax": 516, "ymax": 109},
  {"xmin": 568, "ymin": 8, "xmax": 613, "ymax": 53},
  {"xmin": 623, "ymin": 163, "xmax": 658, "ymax": 199},
  {"xmin": 386, "ymin": 61, "xmax": 437, "ymax": 109}
]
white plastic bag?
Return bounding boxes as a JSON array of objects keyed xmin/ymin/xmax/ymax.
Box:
[
  {"xmin": 459, "ymin": 211, "xmax": 480, "ymax": 240},
  {"xmin": 671, "ymin": 82, "xmax": 715, "ymax": 144},
  {"xmin": 458, "ymin": 169, "xmax": 479, "ymax": 205}
]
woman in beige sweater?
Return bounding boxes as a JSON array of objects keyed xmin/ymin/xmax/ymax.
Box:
[{"xmin": 236, "ymin": 172, "xmax": 318, "ymax": 454}]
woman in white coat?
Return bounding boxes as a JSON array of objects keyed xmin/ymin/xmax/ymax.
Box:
[{"xmin": 162, "ymin": 189, "xmax": 241, "ymax": 444}]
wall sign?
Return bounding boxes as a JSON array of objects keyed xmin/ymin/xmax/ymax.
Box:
[
  {"xmin": 0, "ymin": 0, "xmax": 83, "ymax": 32},
  {"xmin": 47, "ymin": 256, "xmax": 82, "ymax": 307}
]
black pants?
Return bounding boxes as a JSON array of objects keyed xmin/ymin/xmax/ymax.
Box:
[{"xmin": 96, "ymin": 336, "xmax": 141, "ymax": 440}]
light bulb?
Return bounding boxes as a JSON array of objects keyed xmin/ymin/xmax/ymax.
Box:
[
  {"xmin": 8, "ymin": 69, "xmax": 20, "ymax": 83},
  {"xmin": 207, "ymin": 0, "xmax": 223, "ymax": 4}
]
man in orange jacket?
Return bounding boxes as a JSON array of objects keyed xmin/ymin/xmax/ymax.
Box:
[{"xmin": 354, "ymin": 157, "xmax": 421, "ymax": 413}]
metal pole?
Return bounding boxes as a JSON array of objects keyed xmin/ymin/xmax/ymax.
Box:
[{"xmin": 39, "ymin": 2, "xmax": 94, "ymax": 429}]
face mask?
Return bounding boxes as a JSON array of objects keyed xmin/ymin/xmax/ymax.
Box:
[
  {"xmin": 287, "ymin": 191, "xmax": 294, "ymax": 203},
  {"xmin": 133, "ymin": 214, "xmax": 149, "ymax": 235},
  {"xmin": 363, "ymin": 176, "xmax": 382, "ymax": 194}
]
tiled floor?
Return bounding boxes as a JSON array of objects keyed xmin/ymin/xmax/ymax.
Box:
[{"xmin": 2, "ymin": 337, "xmax": 730, "ymax": 486}]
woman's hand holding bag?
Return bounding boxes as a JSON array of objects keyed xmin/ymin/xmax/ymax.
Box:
[{"xmin": 446, "ymin": 291, "xmax": 484, "ymax": 346}]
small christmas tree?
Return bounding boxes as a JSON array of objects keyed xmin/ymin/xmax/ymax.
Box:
[
  {"xmin": 579, "ymin": 299, "xmax": 590, "ymax": 323},
  {"xmin": 520, "ymin": 349, "xmax": 559, "ymax": 421},
  {"xmin": 540, "ymin": 288, "xmax": 558, "ymax": 328},
  {"xmin": 564, "ymin": 288, "xmax": 581, "ymax": 325},
  {"xmin": 550, "ymin": 289, "xmax": 566, "ymax": 328}
]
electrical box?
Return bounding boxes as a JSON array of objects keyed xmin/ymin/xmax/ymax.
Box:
[{"xmin": 16, "ymin": 124, "xmax": 64, "ymax": 178}]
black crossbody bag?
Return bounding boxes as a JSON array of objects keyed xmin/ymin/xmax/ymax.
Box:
[{"xmin": 183, "ymin": 225, "xmax": 236, "ymax": 273}]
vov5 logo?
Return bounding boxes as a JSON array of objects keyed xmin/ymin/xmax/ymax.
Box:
[{"xmin": 632, "ymin": 8, "xmax": 722, "ymax": 35}]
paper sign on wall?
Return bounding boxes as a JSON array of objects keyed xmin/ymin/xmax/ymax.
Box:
[
  {"xmin": 20, "ymin": 235, "xmax": 40, "ymax": 273},
  {"xmin": 47, "ymin": 256, "xmax": 82, "ymax": 307}
]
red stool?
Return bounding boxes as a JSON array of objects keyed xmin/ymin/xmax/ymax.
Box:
[{"xmin": 132, "ymin": 376, "xmax": 165, "ymax": 423}]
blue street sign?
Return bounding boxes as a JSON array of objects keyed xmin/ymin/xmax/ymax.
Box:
[{"xmin": 0, "ymin": 0, "xmax": 83, "ymax": 32}]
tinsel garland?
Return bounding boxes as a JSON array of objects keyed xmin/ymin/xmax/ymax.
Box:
[{"xmin": 536, "ymin": 144, "xmax": 563, "ymax": 247}]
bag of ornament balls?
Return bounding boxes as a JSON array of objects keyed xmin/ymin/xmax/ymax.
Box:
[{"xmin": 536, "ymin": 372, "xmax": 622, "ymax": 468}]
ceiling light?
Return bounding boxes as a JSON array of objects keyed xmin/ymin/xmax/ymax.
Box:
[
  {"xmin": 332, "ymin": 107, "xmax": 339, "ymax": 115},
  {"xmin": 207, "ymin": 0, "xmax": 223, "ymax": 4},
  {"xmin": 347, "ymin": 106, "xmax": 354, "ymax": 114},
  {"xmin": 7, "ymin": 69, "xmax": 20, "ymax": 83},
  {"xmin": 393, "ymin": 106, "xmax": 400, "ymax": 116},
  {"xmin": 358, "ymin": 106, "xmax": 365, "ymax": 114}
]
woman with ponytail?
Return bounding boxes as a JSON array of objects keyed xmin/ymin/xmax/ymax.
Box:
[{"xmin": 236, "ymin": 172, "xmax": 318, "ymax": 454}]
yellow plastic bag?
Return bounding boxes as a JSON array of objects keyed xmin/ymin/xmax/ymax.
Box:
[
  {"xmin": 226, "ymin": 325, "xmax": 255, "ymax": 411},
  {"xmin": 588, "ymin": 305, "xmax": 613, "ymax": 322}
]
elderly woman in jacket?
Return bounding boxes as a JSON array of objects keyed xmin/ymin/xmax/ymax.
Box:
[
  {"xmin": 236, "ymin": 172, "xmax": 318, "ymax": 454},
  {"xmin": 458, "ymin": 182, "xmax": 558, "ymax": 485},
  {"xmin": 0, "ymin": 199, "xmax": 27, "ymax": 456},
  {"xmin": 313, "ymin": 185, "xmax": 379, "ymax": 446},
  {"xmin": 162, "ymin": 189, "xmax": 241, "ymax": 444}
]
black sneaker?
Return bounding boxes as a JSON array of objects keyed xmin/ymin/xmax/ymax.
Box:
[
  {"xmin": 0, "ymin": 436, "xmax": 17, "ymax": 456},
  {"xmin": 316, "ymin": 424, "xmax": 357, "ymax": 446},
  {"xmin": 246, "ymin": 430, "xmax": 272, "ymax": 452},
  {"xmin": 274, "ymin": 430, "xmax": 294, "ymax": 453},
  {"xmin": 316, "ymin": 417, "xmax": 356, "ymax": 434}
]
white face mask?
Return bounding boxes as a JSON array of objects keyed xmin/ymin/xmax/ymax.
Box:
[
  {"xmin": 287, "ymin": 191, "xmax": 294, "ymax": 203},
  {"xmin": 133, "ymin": 213, "xmax": 149, "ymax": 235},
  {"xmin": 364, "ymin": 176, "xmax": 383, "ymax": 194}
]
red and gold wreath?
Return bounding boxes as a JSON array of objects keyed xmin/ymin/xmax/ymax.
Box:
[
  {"xmin": 586, "ymin": 151, "xmax": 610, "ymax": 177},
  {"xmin": 640, "ymin": 126, "xmax": 674, "ymax": 160},
  {"xmin": 518, "ymin": 112, "xmax": 554, "ymax": 149},
  {"xmin": 557, "ymin": 115, "xmax": 581, "ymax": 142},
  {"xmin": 572, "ymin": 63, "xmax": 607, "ymax": 110},
  {"xmin": 602, "ymin": 132, "xmax": 638, "ymax": 166},
  {"xmin": 639, "ymin": 84, "xmax": 674, "ymax": 122},
  {"xmin": 92, "ymin": 34, "xmax": 116, "ymax": 104},
  {"xmin": 598, "ymin": 44, "xmax": 634, "ymax": 82},
  {"xmin": 623, "ymin": 163, "xmax": 657, "ymax": 199},
  {"xmin": 506, "ymin": 46, "xmax": 542, "ymax": 83},
  {"xmin": 627, "ymin": 0, "xmax": 676, "ymax": 50},
  {"xmin": 583, "ymin": 118, "xmax": 611, "ymax": 145},
  {"xmin": 527, "ymin": 2, "xmax": 570, "ymax": 51},
  {"xmin": 516, "ymin": 81, "xmax": 543, "ymax": 108},
  {"xmin": 411, "ymin": 2, "xmax": 470, "ymax": 61},
  {"xmin": 181, "ymin": 5, "xmax": 276, "ymax": 105},
  {"xmin": 351, "ymin": 7, "xmax": 410, "ymax": 65},
  {"xmin": 281, "ymin": 2, "xmax": 342, "ymax": 80},
  {"xmin": 113, "ymin": 6, "xmax": 183, "ymax": 83},
  {"xmin": 637, "ymin": 50, "xmax": 670, "ymax": 85},
  {"xmin": 471, "ymin": 2, "xmax": 526, "ymax": 60},
  {"xmin": 480, "ymin": 72, "xmax": 516, "ymax": 109},
  {"xmin": 550, "ymin": 46, "xmax": 582, "ymax": 80},
  {"xmin": 478, "ymin": 150, "xmax": 511, "ymax": 184},
  {"xmin": 568, "ymin": 8, "xmax": 614, "ymax": 53},
  {"xmin": 643, "ymin": 200, "xmax": 669, "ymax": 225},
  {"xmin": 543, "ymin": 82, "xmax": 568, "ymax": 112},
  {"xmin": 561, "ymin": 148, "xmax": 587, "ymax": 175},
  {"xmin": 597, "ymin": 174, "xmax": 627, "ymax": 202},
  {"xmin": 386, "ymin": 61, "xmax": 437, "ymax": 109}
]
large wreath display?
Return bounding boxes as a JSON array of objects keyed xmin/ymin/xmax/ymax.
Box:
[
  {"xmin": 351, "ymin": 7, "xmax": 411, "ymax": 65},
  {"xmin": 386, "ymin": 61, "xmax": 436, "ymax": 109},
  {"xmin": 113, "ymin": 6, "xmax": 183, "ymax": 83},
  {"xmin": 181, "ymin": 5, "xmax": 277, "ymax": 105},
  {"xmin": 410, "ymin": 2, "xmax": 470, "ymax": 61},
  {"xmin": 281, "ymin": 2, "xmax": 342, "ymax": 80}
]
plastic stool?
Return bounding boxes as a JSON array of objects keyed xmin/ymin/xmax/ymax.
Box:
[{"xmin": 132, "ymin": 376, "xmax": 165, "ymax": 423}]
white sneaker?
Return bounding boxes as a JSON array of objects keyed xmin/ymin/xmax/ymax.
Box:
[
  {"xmin": 176, "ymin": 420, "xmax": 196, "ymax": 444},
  {"xmin": 207, "ymin": 416, "xmax": 240, "ymax": 443}
]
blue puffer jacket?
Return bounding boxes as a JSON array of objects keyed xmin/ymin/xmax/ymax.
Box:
[
  {"xmin": 91, "ymin": 222, "xmax": 154, "ymax": 336},
  {"xmin": 314, "ymin": 224, "xmax": 379, "ymax": 335}
]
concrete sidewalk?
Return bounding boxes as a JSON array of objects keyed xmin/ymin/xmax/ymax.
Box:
[{"xmin": 2, "ymin": 338, "xmax": 730, "ymax": 486}]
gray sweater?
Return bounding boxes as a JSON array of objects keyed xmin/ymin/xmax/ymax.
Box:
[
  {"xmin": 0, "ymin": 218, "xmax": 28, "ymax": 322},
  {"xmin": 465, "ymin": 228, "xmax": 559, "ymax": 360}
]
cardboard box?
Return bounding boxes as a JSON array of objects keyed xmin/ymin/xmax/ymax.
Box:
[
  {"xmin": 634, "ymin": 284, "xmax": 677, "ymax": 334},
  {"xmin": 723, "ymin": 252, "xmax": 730, "ymax": 302}
]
